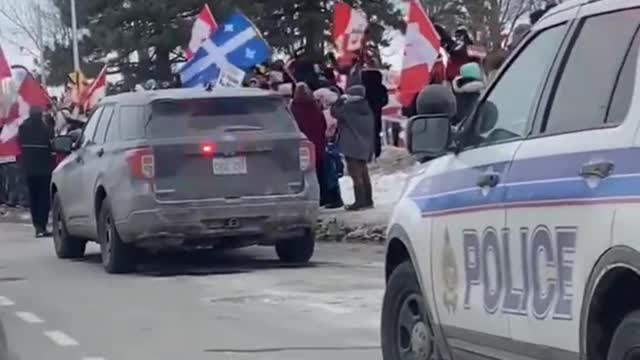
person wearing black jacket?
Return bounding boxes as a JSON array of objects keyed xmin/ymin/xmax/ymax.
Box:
[
  {"xmin": 361, "ymin": 69, "xmax": 388, "ymax": 159},
  {"xmin": 18, "ymin": 106, "xmax": 54, "ymax": 237}
]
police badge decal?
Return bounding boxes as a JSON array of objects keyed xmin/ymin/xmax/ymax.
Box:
[{"xmin": 442, "ymin": 229, "xmax": 459, "ymax": 313}]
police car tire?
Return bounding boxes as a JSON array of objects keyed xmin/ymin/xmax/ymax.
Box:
[
  {"xmin": 607, "ymin": 309, "xmax": 640, "ymax": 359},
  {"xmin": 98, "ymin": 200, "xmax": 136, "ymax": 274},
  {"xmin": 275, "ymin": 231, "xmax": 315, "ymax": 263},
  {"xmin": 52, "ymin": 193, "xmax": 86, "ymax": 259},
  {"xmin": 381, "ymin": 261, "xmax": 434, "ymax": 360}
]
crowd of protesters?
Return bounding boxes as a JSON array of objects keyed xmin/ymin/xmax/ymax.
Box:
[{"xmin": 0, "ymin": 2, "xmax": 560, "ymax": 232}]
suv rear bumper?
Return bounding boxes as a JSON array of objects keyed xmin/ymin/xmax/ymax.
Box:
[{"xmin": 116, "ymin": 199, "xmax": 318, "ymax": 249}]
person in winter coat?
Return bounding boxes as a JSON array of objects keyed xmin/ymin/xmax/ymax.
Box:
[
  {"xmin": 451, "ymin": 62, "xmax": 485, "ymax": 126},
  {"xmin": 291, "ymin": 83, "xmax": 335, "ymax": 207},
  {"xmin": 331, "ymin": 85, "xmax": 375, "ymax": 211},
  {"xmin": 17, "ymin": 106, "xmax": 54, "ymax": 237},
  {"xmin": 361, "ymin": 69, "xmax": 389, "ymax": 160}
]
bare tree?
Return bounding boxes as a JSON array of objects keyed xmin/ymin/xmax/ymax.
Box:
[{"xmin": 0, "ymin": 0, "xmax": 67, "ymax": 59}]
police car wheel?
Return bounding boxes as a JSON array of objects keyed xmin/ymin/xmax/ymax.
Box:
[
  {"xmin": 98, "ymin": 200, "xmax": 136, "ymax": 274},
  {"xmin": 382, "ymin": 261, "xmax": 435, "ymax": 360},
  {"xmin": 275, "ymin": 230, "xmax": 315, "ymax": 263},
  {"xmin": 52, "ymin": 193, "xmax": 86, "ymax": 259},
  {"xmin": 607, "ymin": 310, "xmax": 640, "ymax": 360}
]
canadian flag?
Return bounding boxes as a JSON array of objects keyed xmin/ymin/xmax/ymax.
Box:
[
  {"xmin": 398, "ymin": 0, "xmax": 440, "ymax": 107},
  {"xmin": 0, "ymin": 45, "xmax": 15, "ymax": 119},
  {"xmin": 79, "ymin": 65, "xmax": 107, "ymax": 112},
  {"xmin": 185, "ymin": 4, "xmax": 218, "ymax": 60},
  {"xmin": 0, "ymin": 66, "xmax": 50, "ymax": 161},
  {"xmin": 0, "ymin": 46, "xmax": 10, "ymax": 80},
  {"xmin": 333, "ymin": 2, "xmax": 368, "ymax": 67}
]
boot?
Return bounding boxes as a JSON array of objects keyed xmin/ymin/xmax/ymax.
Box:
[
  {"xmin": 361, "ymin": 178, "xmax": 374, "ymax": 209},
  {"xmin": 345, "ymin": 184, "xmax": 365, "ymax": 211}
]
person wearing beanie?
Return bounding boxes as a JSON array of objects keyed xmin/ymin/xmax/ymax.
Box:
[
  {"xmin": 331, "ymin": 85, "xmax": 375, "ymax": 211},
  {"xmin": 451, "ymin": 62, "xmax": 485, "ymax": 126},
  {"xmin": 509, "ymin": 23, "xmax": 532, "ymax": 54},
  {"xmin": 18, "ymin": 106, "xmax": 55, "ymax": 237}
]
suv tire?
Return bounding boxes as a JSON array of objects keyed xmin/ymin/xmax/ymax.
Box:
[
  {"xmin": 52, "ymin": 193, "xmax": 86, "ymax": 259},
  {"xmin": 98, "ymin": 200, "xmax": 136, "ymax": 274},
  {"xmin": 275, "ymin": 230, "xmax": 315, "ymax": 263},
  {"xmin": 607, "ymin": 309, "xmax": 640, "ymax": 359},
  {"xmin": 381, "ymin": 261, "xmax": 437, "ymax": 360}
]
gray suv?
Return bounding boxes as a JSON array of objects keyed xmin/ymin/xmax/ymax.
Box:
[{"xmin": 51, "ymin": 88, "xmax": 319, "ymax": 273}]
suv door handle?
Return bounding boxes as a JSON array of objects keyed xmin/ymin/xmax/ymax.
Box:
[
  {"xmin": 580, "ymin": 161, "xmax": 614, "ymax": 179},
  {"xmin": 477, "ymin": 172, "xmax": 500, "ymax": 188},
  {"xmin": 97, "ymin": 148, "xmax": 104, "ymax": 157}
]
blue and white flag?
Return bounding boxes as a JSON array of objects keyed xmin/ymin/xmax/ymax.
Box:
[{"xmin": 180, "ymin": 11, "xmax": 270, "ymax": 88}]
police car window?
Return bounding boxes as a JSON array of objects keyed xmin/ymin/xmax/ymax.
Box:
[
  {"xmin": 470, "ymin": 24, "xmax": 567, "ymax": 147},
  {"xmin": 147, "ymin": 97, "xmax": 296, "ymax": 138},
  {"xmin": 93, "ymin": 105, "xmax": 114, "ymax": 145},
  {"xmin": 119, "ymin": 105, "xmax": 146, "ymax": 140},
  {"xmin": 543, "ymin": 9, "xmax": 640, "ymax": 134},
  {"xmin": 607, "ymin": 23, "xmax": 640, "ymax": 125},
  {"xmin": 79, "ymin": 107, "xmax": 103, "ymax": 147}
]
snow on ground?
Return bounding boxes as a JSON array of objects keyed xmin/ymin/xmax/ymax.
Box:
[{"xmin": 318, "ymin": 147, "xmax": 417, "ymax": 242}]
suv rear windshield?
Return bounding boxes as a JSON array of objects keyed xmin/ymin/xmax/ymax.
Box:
[{"xmin": 148, "ymin": 96, "xmax": 296, "ymax": 138}]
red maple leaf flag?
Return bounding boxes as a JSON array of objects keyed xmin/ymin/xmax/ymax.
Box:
[
  {"xmin": 185, "ymin": 4, "xmax": 218, "ymax": 60},
  {"xmin": 0, "ymin": 46, "xmax": 10, "ymax": 80},
  {"xmin": 398, "ymin": 0, "xmax": 440, "ymax": 107},
  {"xmin": 79, "ymin": 65, "xmax": 107, "ymax": 112},
  {"xmin": 0, "ymin": 66, "xmax": 50, "ymax": 161},
  {"xmin": 333, "ymin": 2, "xmax": 368, "ymax": 67}
]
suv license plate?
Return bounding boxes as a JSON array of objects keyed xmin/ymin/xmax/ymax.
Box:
[{"xmin": 212, "ymin": 156, "xmax": 247, "ymax": 175}]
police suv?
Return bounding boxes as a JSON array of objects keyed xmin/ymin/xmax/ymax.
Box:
[{"xmin": 381, "ymin": 1, "xmax": 640, "ymax": 360}]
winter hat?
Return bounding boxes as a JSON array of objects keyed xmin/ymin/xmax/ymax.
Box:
[
  {"xmin": 511, "ymin": 24, "xmax": 531, "ymax": 48},
  {"xmin": 346, "ymin": 85, "xmax": 366, "ymax": 98},
  {"xmin": 416, "ymin": 84, "xmax": 457, "ymax": 118},
  {"xmin": 460, "ymin": 62, "xmax": 483, "ymax": 81}
]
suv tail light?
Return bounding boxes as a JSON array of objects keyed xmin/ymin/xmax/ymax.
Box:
[
  {"xmin": 126, "ymin": 147, "xmax": 155, "ymax": 180},
  {"xmin": 299, "ymin": 140, "xmax": 315, "ymax": 172}
]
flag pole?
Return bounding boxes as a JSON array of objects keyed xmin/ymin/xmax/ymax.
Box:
[{"xmin": 70, "ymin": 0, "xmax": 80, "ymax": 71}]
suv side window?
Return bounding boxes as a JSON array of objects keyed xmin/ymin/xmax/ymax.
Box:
[
  {"xmin": 542, "ymin": 9, "xmax": 640, "ymax": 134},
  {"xmin": 93, "ymin": 104, "xmax": 114, "ymax": 145},
  {"xmin": 104, "ymin": 106, "xmax": 121, "ymax": 143},
  {"xmin": 607, "ymin": 22, "xmax": 640, "ymax": 125},
  {"xmin": 119, "ymin": 105, "xmax": 146, "ymax": 140},
  {"xmin": 79, "ymin": 107, "xmax": 103, "ymax": 148},
  {"xmin": 468, "ymin": 24, "xmax": 567, "ymax": 147}
]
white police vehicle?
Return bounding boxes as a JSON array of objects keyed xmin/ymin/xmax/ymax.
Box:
[{"xmin": 381, "ymin": 1, "xmax": 640, "ymax": 359}]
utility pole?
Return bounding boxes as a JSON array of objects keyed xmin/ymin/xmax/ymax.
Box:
[
  {"xmin": 36, "ymin": 4, "xmax": 46, "ymax": 87},
  {"xmin": 70, "ymin": 0, "xmax": 80, "ymax": 72}
]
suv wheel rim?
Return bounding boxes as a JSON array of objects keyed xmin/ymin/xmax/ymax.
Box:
[{"xmin": 397, "ymin": 293, "xmax": 432, "ymax": 360}]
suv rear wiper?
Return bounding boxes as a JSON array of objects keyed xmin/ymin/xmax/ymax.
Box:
[{"xmin": 223, "ymin": 125, "xmax": 264, "ymax": 132}]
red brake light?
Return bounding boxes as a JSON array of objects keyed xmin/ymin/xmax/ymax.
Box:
[
  {"xmin": 126, "ymin": 147, "xmax": 155, "ymax": 180},
  {"xmin": 201, "ymin": 144, "xmax": 216, "ymax": 155},
  {"xmin": 299, "ymin": 140, "xmax": 315, "ymax": 172}
]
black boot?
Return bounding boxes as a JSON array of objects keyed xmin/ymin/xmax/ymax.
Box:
[
  {"xmin": 361, "ymin": 180, "xmax": 374, "ymax": 209},
  {"xmin": 345, "ymin": 184, "xmax": 365, "ymax": 211}
]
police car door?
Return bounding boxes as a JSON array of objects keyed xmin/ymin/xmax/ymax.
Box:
[
  {"xmin": 503, "ymin": 3, "xmax": 640, "ymax": 358},
  {"xmin": 428, "ymin": 22, "xmax": 571, "ymax": 359}
]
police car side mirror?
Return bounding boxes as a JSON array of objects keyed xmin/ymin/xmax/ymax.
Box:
[
  {"xmin": 406, "ymin": 114, "xmax": 451, "ymax": 158},
  {"xmin": 51, "ymin": 136, "xmax": 73, "ymax": 154}
]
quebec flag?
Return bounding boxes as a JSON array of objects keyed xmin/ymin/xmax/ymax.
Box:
[{"xmin": 180, "ymin": 11, "xmax": 270, "ymax": 88}]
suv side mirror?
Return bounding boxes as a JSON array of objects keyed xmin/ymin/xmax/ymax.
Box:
[
  {"xmin": 51, "ymin": 136, "xmax": 74, "ymax": 153},
  {"xmin": 406, "ymin": 114, "xmax": 451, "ymax": 157}
]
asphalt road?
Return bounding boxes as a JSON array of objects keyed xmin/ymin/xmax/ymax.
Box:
[{"xmin": 0, "ymin": 223, "xmax": 386, "ymax": 360}]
